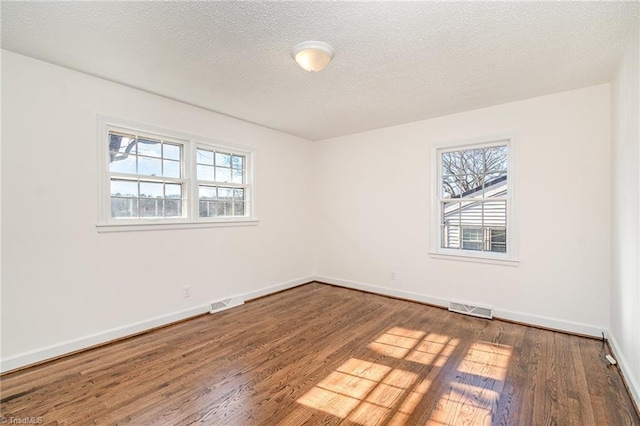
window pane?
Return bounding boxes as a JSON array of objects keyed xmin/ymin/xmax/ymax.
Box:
[
  {"xmin": 137, "ymin": 138, "xmax": 162, "ymax": 158},
  {"xmin": 442, "ymin": 200, "xmax": 460, "ymax": 225},
  {"xmin": 441, "ymin": 224, "xmax": 460, "ymax": 249},
  {"xmin": 218, "ymin": 201, "xmax": 233, "ymax": 216},
  {"xmin": 109, "ymin": 134, "xmax": 136, "ymax": 155},
  {"xmin": 109, "ymin": 155, "xmax": 137, "ymax": 174},
  {"xmin": 111, "ymin": 197, "xmax": 137, "ymax": 217},
  {"xmin": 234, "ymin": 188, "xmax": 244, "ymax": 200},
  {"xmin": 215, "ymin": 152, "xmax": 231, "ymax": 167},
  {"xmin": 462, "ymin": 148, "xmax": 485, "ymax": 173},
  {"xmin": 164, "ymin": 143, "xmax": 181, "ymax": 161},
  {"xmin": 234, "ymin": 201, "xmax": 245, "ymax": 216},
  {"xmin": 484, "ymin": 145, "xmax": 508, "ymax": 173},
  {"xmin": 484, "ymin": 200, "xmax": 507, "ymax": 227},
  {"xmin": 197, "ymin": 165, "xmax": 214, "ymax": 181},
  {"xmin": 462, "ymin": 241, "xmax": 483, "ymax": 251},
  {"xmin": 490, "ymin": 228, "xmax": 507, "ymax": 253},
  {"xmin": 198, "ymin": 201, "xmax": 215, "ymax": 217},
  {"xmin": 443, "ymin": 176, "xmax": 464, "ymax": 198},
  {"xmin": 232, "ymin": 169, "xmax": 243, "ymax": 184},
  {"xmin": 165, "ymin": 183, "xmax": 182, "ymax": 198},
  {"xmin": 232, "ymin": 155, "xmax": 244, "ymax": 170},
  {"xmin": 484, "ymin": 172, "xmax": 507, "ymax": 197},
  {"xmin": 461, "ymin": 227, "xmax": 483, "ymax": 251},
  {"xmin": 199, "ymin": 186, "xmax": 217, "ymax": 200},
  {"xmin": 163, "ymin": 160, "xmax": 181, "ymax": 178},
  {"xmin": 442, "ymin": 199, "xmax": 460, "ymax": 250},
  {"xmin": 218, "ymin": 187, "xmax": 233, "ymax": 200},
  {"xmin": 462, "ymin": 228, "xmax": 482, "ymax": 239},
  {"xmin": 139, "ymin": 182, "xmax": 163, "ymax": 198},
  {"xmin": 443, "ymin": 174, "xmax": 489, "ymax": 198},
  {"xmin": 459, "ymin": 174, "xmax": 485, "ymax": 198},
  {"xmin": 111, "ymin": 180, "xmax": 138, "ymax": 197},
  {"xmin": 197, "ymin": 149, "xmax": 214, "ymax": 165},
  {"xmin": 138, "ymin": 156, "xmax": 162, "ymax": 176},
  {"xmin": 215, "ymin": 167, "xmax": 231, "ymax": 183},
  {"xmin": 164, "ymin": 199, "xmax": 182, "ymax": 217},
  {"xmin": 441, "ymin": 151, "xmax": 462, "ymax": 176},
  {"xmin": 140, "ymin": 198, "xmax": 163, "ymax": 217},
  {"xmin": 459, "ymin": 201, "xmax": 483, "ymax": 226}
]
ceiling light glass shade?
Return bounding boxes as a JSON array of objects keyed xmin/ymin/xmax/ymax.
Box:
[{"xmin": 291, "ymin": 41, "xmax": 335, "ymax": 72}]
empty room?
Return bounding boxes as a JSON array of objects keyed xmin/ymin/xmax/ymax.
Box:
[{"xmin": 1, "ymin": 1, "xmax": 639, "ymax": 425}]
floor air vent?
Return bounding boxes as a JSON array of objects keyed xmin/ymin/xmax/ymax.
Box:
[
  {"xmin": 449, "ymin": 300, "xmax": 493, "ymax": 319},
  {"xmin": 210, "ymin": 296, "xmax": 244, "ymax": 314}
]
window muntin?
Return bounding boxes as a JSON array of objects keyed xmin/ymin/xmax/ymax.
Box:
[
  {"xmin": 436, "ymin": 140, "xmax": 512, "ymax": 258},
  {"xmin": 99, "ymin": 118, "xmax": 254, "ymax": 228}
]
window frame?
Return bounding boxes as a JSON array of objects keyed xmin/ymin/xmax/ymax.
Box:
[
  {"xmin": 97, "ymin": 116, "xmax": 257, "ymax": 232},
  {"xmin": 429, "ymin": 135, "xmax": 518, "ymax": 265}
]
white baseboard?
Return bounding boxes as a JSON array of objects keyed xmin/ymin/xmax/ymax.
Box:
[
  {"xmin": 314, "ymin": 275, "xmax": 451, "ymax": 307},
  {"xmin": 314, "ymin": 275, "xmax": 605, "ymax": 338},
  {"xmin": 0, "ymin": 275, "xmax": 314, "ymax": 373},
  {"xmin": 242, "ymin": 275, "xmax": 311, "ymax": 301},
  {"xmin": 0, "ymin": 304, "xmax": 209, "ymax": 373},
  {"xmin": 607, "ymin": 332, "xmax": 640, "ymax": 410}
]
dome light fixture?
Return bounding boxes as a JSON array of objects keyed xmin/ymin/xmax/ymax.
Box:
[{"xmin": 291, "ymin": 41, "xmax": 335, "ymax": 72}]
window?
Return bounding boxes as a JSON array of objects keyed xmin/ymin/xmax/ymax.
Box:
[
  {"xmin": 431, "ymin": 137, "xmax": 516, "ymax": 262},
  {"xmin": 98, "ymin": 116, "xmax": 255, "ymax": 230},
  {"xmin": 108, "ymin": 131, "xmax": 185, "ymax": 219},
  {"xmin": 196, "ymin": 148, "xmax": 247, "ymax": 218}
]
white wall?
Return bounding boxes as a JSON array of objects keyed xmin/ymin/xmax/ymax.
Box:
[
  {"xmin": 0, "ymin": 49, "xmax": 624, "ymax": 382},
  {"xmin": 610, "ymin": 21, "xmax": 640, "ymax": 407},
  {"xmin": 314, "ymin": 84, "xmax": 611, "ymax": 336},
  {"xmin": 1, "ymin": 51, "xmax": 315, "ymax": 370}
]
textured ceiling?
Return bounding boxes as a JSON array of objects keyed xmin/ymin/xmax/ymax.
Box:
[{"xmin": 2, "ymin": 1, "xmax": 638, "ymax": 141}]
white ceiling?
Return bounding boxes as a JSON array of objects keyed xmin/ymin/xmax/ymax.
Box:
[{"xmin": 2, "ymin": 1, "xmax": 638, "ymax": 141}]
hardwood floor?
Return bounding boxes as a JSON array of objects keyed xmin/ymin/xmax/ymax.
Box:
[{"xmin": 1, "ymin": 283, "xmax": 639, "ymax": 425}]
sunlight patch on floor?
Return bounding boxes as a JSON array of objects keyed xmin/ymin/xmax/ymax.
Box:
[
  {"xmin": 297, "ymin": 358, "xmax": 417, "ymax": 422},
  {"xmin": 368, "ymin": 328, "xmax": 460, "ymax": 368},
  {"xmin": 427, "ymin": 385, "xmax": 497, "ymax": 426},
  {"xmin": 457, "ymin": 342, "xmax": 512, "ymax": 381},
  {"xmin": 297, "ymin": 329, "xmax": 513, "ymax": 426},
  {"xmin": 427, "ymin": 341, "xmax": 513, "ymax": 425},
  {"xmin": 297, "ymin": 327, "xmax": 463, "ymax": 425}
]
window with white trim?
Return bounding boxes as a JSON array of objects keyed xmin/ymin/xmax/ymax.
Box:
[
  {"xmin": 196, "ymin": 148, "xmax": 247, "ymax": 218},
  {"xmin": 98, "ymin": 117, "xmax": 254, "ymax": 230},
  {"xmin": 432, "ymin": 137, "xmax": 516, "ymax": 261},
  {"xmin": 108, "ymin": 131, "xmax": 186, "ymax": 219}
]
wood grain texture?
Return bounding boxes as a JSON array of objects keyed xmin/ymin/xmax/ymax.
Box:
[{"xmin": 1, "ymin": 283, "xmax": 638, "ymax": 425}]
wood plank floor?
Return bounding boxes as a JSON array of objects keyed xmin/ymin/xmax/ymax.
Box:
[{"xmin": 1, "ymin": 283, "xmax": 639, "ymax": 425}]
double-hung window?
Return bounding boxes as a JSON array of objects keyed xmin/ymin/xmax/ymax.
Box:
[
  {"xmin": 196, "ymin": 148, "xmax": 247, "ymax": 218},
  {"xmin": 98, "ymin": 116, "xmax": 255, "ymax": 231},
  {"xmin": 431, "ymin": 137, "xmax": 517, "ymax": 263},
  {"xmin": 108, "ymin": 131, "xmax": 186, "ymax": 219}
]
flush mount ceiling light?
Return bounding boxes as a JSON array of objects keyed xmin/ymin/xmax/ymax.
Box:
[{"xmin": 291, "ymin": 41, "xmax": 335, "ymax": 72}]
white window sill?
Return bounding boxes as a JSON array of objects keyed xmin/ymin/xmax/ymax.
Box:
[
  {"xmin": 429, "ymin": 251, "xmax": 519, "ymax": 267},
  {"xmin": 97, "ymin": 219, "xmax": 259, "ymax": 233}
]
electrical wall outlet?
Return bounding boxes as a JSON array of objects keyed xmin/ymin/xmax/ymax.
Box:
[
  {"xmin": 183, "ymin": 285, "xmax": 191, "ymax": 298},
  {"xmin": 390, "ymin": 269, "xmax": 397, "ymax": 280}
]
